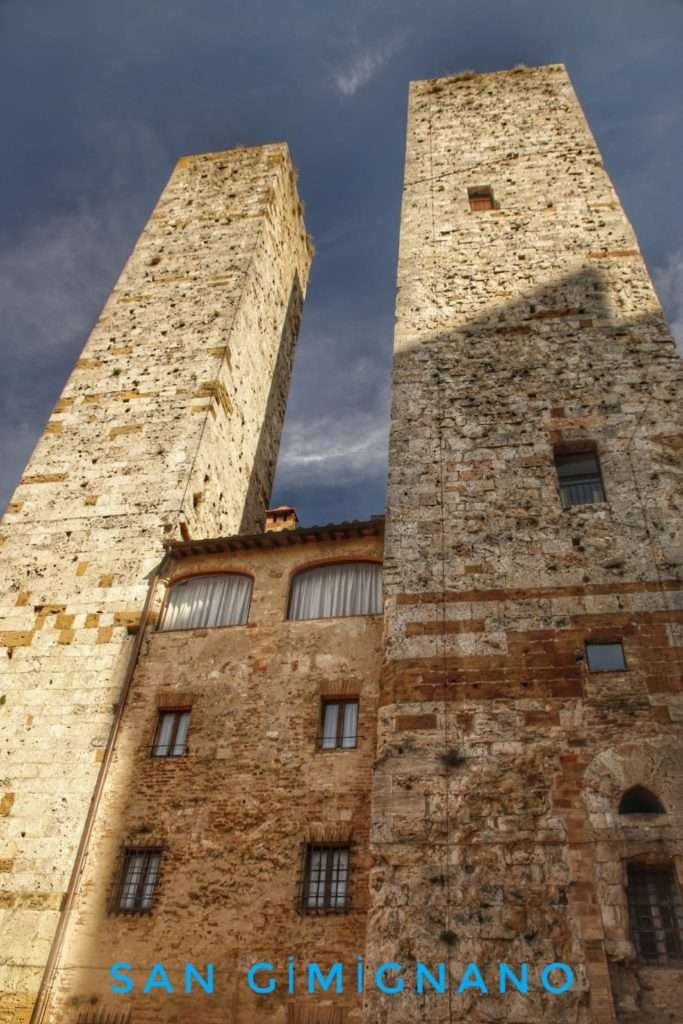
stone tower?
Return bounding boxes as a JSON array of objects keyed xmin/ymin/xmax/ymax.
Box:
[
  {"xmin": 370, "ymin": 64, "xmax": 683, "ymax": 1023},
  {"xmin": 0, "ymin": 144, "xmax": 311, "ymax": 1022}
]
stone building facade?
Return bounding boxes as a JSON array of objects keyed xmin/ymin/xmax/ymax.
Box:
[
  {"xmin": 0, "ymin": 144, "xmax": 312, "ymax": 1022},
  {"xmin": 1, "ymin": 62, "xmax": 683, "ymax": 1024},
  {"xmin": 40, "ymin": 519, "xmax": 384, "ymax": 1024},
  {"xmin": 372, "ymin": 63, "xmax": 683, "ymax": 1024}
]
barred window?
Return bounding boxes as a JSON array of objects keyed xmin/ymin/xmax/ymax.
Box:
[
  {"xmin": 302, "ymin": 844, "xmax": 350, "ymax": 913},
  {"xmin": 320, "ymin": 700, "xmax": 358, "ymax": 750},
  {"xmin": 555, "ymin": 451, "xmax": 606, "ymax": 507},
  {"xmin": 151, "ymin": 709, "xmax": 190, "ymax": 757},
  {"xmin": 77, "ymin": 1010, "xmax": 131, "ymax": 1024},
  {"xmin": 160, "ymin": 573, "xmax": 252, "ymax": 631},
  {"xmin": 288, "ymin": 562, "xmax": 382, "ymax": 620},
  {"xmin": 117, "ymin": 849, "xmax": 162, "ymax": 913},
  {"xmin": 628, "ymin": 865, "xmax": 683, "ymax": 963},
  {"xmin": 586, "ymin": 641, "xmax": 626, "ymax": 672}
]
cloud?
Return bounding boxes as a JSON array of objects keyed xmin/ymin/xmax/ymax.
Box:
[
  {"xmin": 277, "ymin": 413, "xmax": 388, "ymax": 485},
  {"xmin": 653, "ymin": 249, "xmax": 683, "ymax": 352},
  {"xmin": 0, "ymin": 208, "xmax": 126, "ymax": 357},
  {"xmin": 333, "ymin": 37, "xmax": 403, "ymax": 97}
]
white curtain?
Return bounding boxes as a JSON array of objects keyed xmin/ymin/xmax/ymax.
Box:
[
  {"xmin": 153, "ymin": 711, "xmax": 190, "ymax": 756},
  {"xmin": 288, "ymin": 562, "xmax": 382, "ymax": 620},
  {"xmin": 161, "ymin": 574, "xmax": 252, "ymax": 630},
  {"xmin": 321, "ymin": 701, "xmax": 358, "ymax": 749}
]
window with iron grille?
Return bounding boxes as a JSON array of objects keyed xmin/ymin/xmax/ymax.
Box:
[
  {"xmin": 116, "ymin": 849, "xmax": 162, "ymax": 913},
  {"xmin": 585, "ymin": 641, "xmax": 626, "ymax": 672},
  {"xmin": 468, "ymin": 186, "xmax": 494, "ymax": 211},
  {"xmin": 320, "ymin": 699, "xmax": 358, "ymax": 750},
  {"xmin": 555, "ymin": 450, "xmax": 606, "ymax": 507},
  {"xmin": 151, "ymin": 709, "xmax": 190, "ymax": 757},
  {"xmin": 301, "ymin": 844, "xmax": 350, "ymax": 913},
  {"xmin": 628, "ymin": 865, "xmax": 683, "ymax": 963},
  {"xmin": 77, "ymin": 1010, "xmax": 131, "ymax": 1024}
]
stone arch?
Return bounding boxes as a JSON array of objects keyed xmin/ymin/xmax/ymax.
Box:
[{"xmin": 582, "ymin": 737, "xmax": 683, "ymax": 831}]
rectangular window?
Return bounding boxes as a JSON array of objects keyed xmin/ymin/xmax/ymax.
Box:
[
  {"xmin": 586, "ymin": 641, "xmax": 626, "ymax": 672},
  {"xmin": 117, "ymin": 849, "xmax": 161, "ymax": 913},
  {"xmin": 320, "ymin": 699, "xmax": 358, "ymax": 749},
  {"xmin": 151, "ymin": 709, "xmax": 190, "ymax": 756},
  {"xmin": 555, "ymin": 451, "xmax": 606, "ymax": 507},
  {"xmin": 468, "ymin": 186, "xmax": 494, "ymax": 211},
  {"xmin": 628, "ymin": 865, "xmax": 683, "ymax": 963},
  {"xmin": 302, "ymin": 844, "xmax": 350, "ymax": 913}
]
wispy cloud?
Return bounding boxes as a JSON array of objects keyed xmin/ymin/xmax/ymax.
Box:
[
  {"xmin": 333, "ymin": 37, "xmax": 403, "ymax": 98},
  {"xmin": 654, "ymin": 249, "xmax": 683, "ymax": 353},
  {"xmin": 277, "ymin": 413, "xmax": 388, "ymax": 485}
]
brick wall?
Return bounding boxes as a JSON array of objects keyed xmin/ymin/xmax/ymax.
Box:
[{"xmin": 41, "ymin": 529, "xmax": 383, "ymax": 1024}]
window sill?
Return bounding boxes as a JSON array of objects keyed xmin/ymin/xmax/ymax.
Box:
[
  {"xmin": 287, "ymin": 612, "xmax": 384, "ymax": 624},
  {"xmin": 157, "ymin": 622, "xmax": 249, "ymax": 634}
]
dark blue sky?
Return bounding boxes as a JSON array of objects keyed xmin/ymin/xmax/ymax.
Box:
[{"xmin": 1, "ymin": 0, "xmax": 681, "ymax": 526}]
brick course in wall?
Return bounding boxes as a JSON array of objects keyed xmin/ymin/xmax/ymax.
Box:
[{"xmin": 371, "ymin": 64, "xmax": 683, "ymax": 1024}]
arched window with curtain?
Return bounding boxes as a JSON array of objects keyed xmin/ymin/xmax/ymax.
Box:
[
  {"xmin": 287, "ymin": 561, "xmax": 383, "ymax": 621},
  {"xmin": 160, "ymin": 573, "xmax": 252, "ymax": 631}
]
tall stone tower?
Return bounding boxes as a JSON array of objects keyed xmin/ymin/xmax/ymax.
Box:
[
  {"xmin": 0, "ymin": 144, "xmax": 311, "ymax": 1022},
  {"xmin": 370, "ymin": 65, "xmax": 683, "ymax": 1023}
]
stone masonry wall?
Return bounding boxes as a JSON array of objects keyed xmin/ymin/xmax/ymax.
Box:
[
  {"xmin": 0, "ymin": 144, "xmax": 311, "ymax": 1022},
  {"xmin": 41, "ymin": 529, "xmax": 383, "ymax": 1024},
  {"xmin": 369, "ymin": 65, "xmax": 683, "ymax": 1024}
]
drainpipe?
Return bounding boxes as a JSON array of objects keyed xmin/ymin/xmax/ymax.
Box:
[{"xmin": 29, "ymin": 552, "xmax": 171, "ymax": 1024}]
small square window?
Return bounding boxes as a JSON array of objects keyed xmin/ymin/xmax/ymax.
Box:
[
  {"xmin": 320, "ymin": 699, "xmax": 358, "ymax": 749},
  {"xmin": 554, "ymin": 450, "xmax": 606, "ymax": 507},
  {"xmin": 116, "ymin": 848, "xmax": 162, "ymax": 913},
  {"xmin": 468, "ymin": 186, "xmax": 494, "ymax": 212},
  {"xmin": 301, "ymin": 844, "xmax": 350, "ymax": 913},
  {"xmin": 151, "ymin": 709, "xmax": 190, "ymax": 757},
  {"xmin": 586, "ymin": 641, "xmax": 626, "ymax": 672},
  {"xmin": 628, "ymin": 865, "xmax": 683, "ymax": 964}
]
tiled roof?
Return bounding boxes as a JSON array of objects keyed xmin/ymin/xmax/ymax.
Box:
[{"xmin": 165, "ymin": 515, "xmax": 385, "ymax": 559}]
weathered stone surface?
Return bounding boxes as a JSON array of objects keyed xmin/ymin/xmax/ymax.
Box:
[
  {"xmin": 372, "ymin": 64, "xmax": 683, "ymax": 1024},
  {"xmin": 0, "ymin": 143, "xmax": 311, "ymax": 1019}
]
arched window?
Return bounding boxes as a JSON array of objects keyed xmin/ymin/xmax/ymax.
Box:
[
  {"xmin": 288, "ymin": 562, "xmax": 382, "ymax": 621},
  {"xmin": 619, "ymin": 786, "xmax": 665, "ymax": 816},
  {"xmin": 160, "ymin": 574, "xmax": 252, "ymax": 631}
]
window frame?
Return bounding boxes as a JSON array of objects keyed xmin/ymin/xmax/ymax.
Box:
[
  {"xmin": 299, "ymin": 842, "xmax": 351, "ymax": 915},
  {"xmin": 158, "ymin": 571, "xmax": 253, "ymax": 632},
  {"xmin": 114, "ymin": 847, "xmax": 163, "ymax": 915},
  {"xmin": 627, "ymin": 863, "xmax": 683, "ymax": 964},
  {"xmin": 150, "ymin": 707, "xmax": 191, "ymax": 758},
  {"xmin": 585, "ymin": 640, "xmax": 627, "ymax": 673},
  {"xmin": 468, "ymin": 185, "xmax": 495, "ymax": 212},
  {"xmin": 319, "ymin": 698, "xmax": 359, "ymax": 751},
  {"xmin": 554, "ymin": 448, "xmax": 607, "ymax": 508}
]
